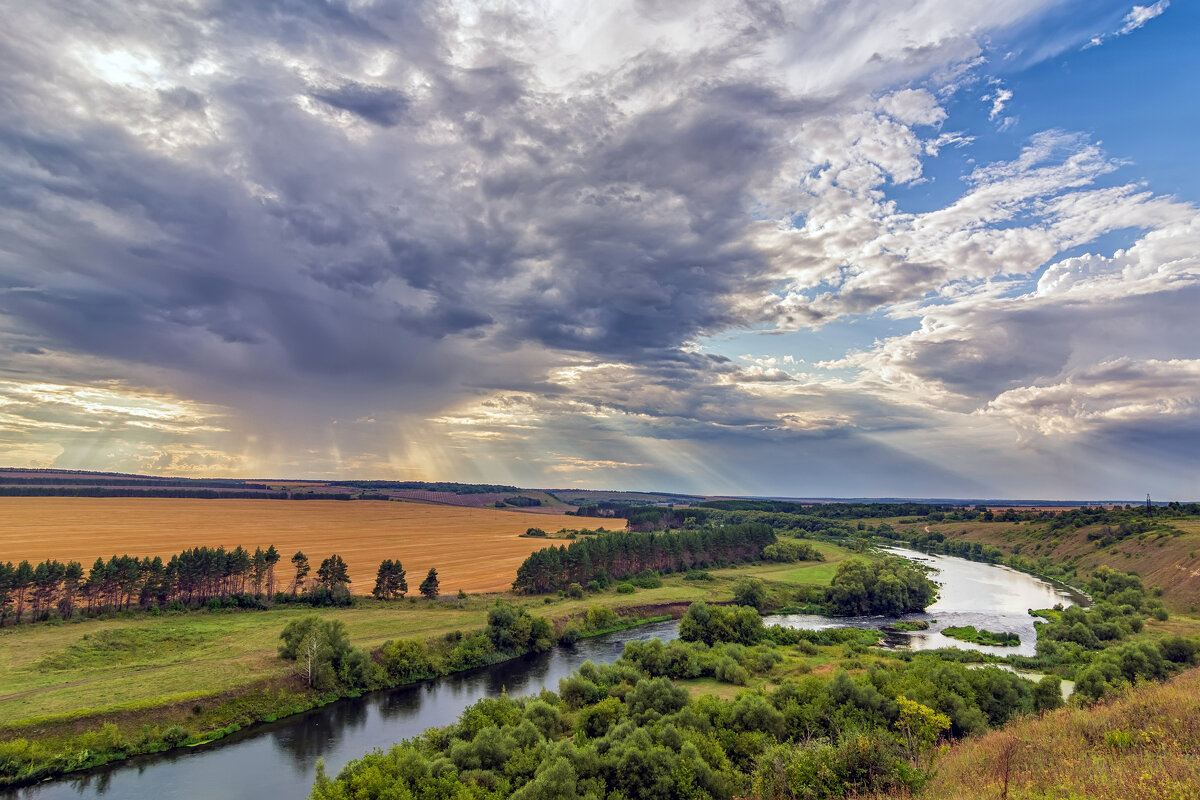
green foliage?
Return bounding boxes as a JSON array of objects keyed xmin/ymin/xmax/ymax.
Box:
[
  {"xmin": 419, "ymin": 568, "xmax": 439, "ymax": 600},
  {"xmin": 1031, "ymin": 675, "xmax": 1064, "ymax": 713},
  {"xmin": 894, "ymin": 695, "xmax": 950, "ymax": 757},
  {"xmin": 380, "ymin": 639, "xmax": 437, "ymax": 686},
  {"xmin": 884, "ymin": 620, "xmax": 929, "ymax": 632},
  {"xmin": 486, "ymin": 602, "xmax": 554, "ymax": 654},
  {"xmin": 513, "ymin": 523, "xmax": 776, "ymax": 594},
  {"xmin": 1034, "ymin": 567, "xmax": 1163, "ymax": 666},
  {"xmin": 315, "ymin": 555, "xmax": 350, "ymax": 591},
  {"xmin": 583, "ymin": 605, "xmax": 619, "ymax": 632},
  {"xmin": 761, "ymin": 540, "xmax": 825, "ymax": 563},
  {"xmin": 825, "ymin": 557, "xmax": 936, "ymax": 616},
  {"xmin": 1073, "ymin": 641, "xmax": 1172, "ymax": 702},
  {"xmin": 313, "ymin": 635, "xmax": 1065, "ymax": 800},
  {"xmin": 629, "ymin": 570, "xmax": 662, "ymax": 589},
  {"xmin": 371, "ymin": 559, "xmax": 407, "ymax": 600},
  {"xmin": 733, "ymin": 578, "xmax": 768, "ymax": 611},
  {"xmin": 278, "ymin": 615, "xmax": 368, "ymax": 691},
  {"xmin": 941, "ymin": 625, "xmax": 1020, "ymax": 647},
  {"xmin": 679, "ymin": 601, "xmax": 765, "ymax": 646},
  {"xmin": 161, "ymin": 725, "xmax": 189, "ymax": 747}
]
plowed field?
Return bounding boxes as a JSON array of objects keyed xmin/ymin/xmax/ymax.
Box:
[{"xmin": 0, "ymin": 498, "xmax": 619, "ymax": 593}]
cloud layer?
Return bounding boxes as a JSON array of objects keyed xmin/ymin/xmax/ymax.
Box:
[{"xmin": 0, "ymin": 0, "xmax": 1194, "ymax": 498}]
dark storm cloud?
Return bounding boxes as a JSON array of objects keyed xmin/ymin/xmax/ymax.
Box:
[
  {"xmin": 309, "ymin": 82, "xmax": 410, "ymax": 127},
  {"xmin": 0, "ymin": 0, "xmax": 942, "ymax": 402}
]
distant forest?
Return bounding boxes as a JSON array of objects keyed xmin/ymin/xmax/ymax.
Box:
[
  {"xmin": 328, "ymin": 480, "xmax": 521, "ymax": 494},
  {"xmin": 0, "ymin": 487, "xmax": 289, "ymax": 499},
  {"xmin": 512, "ymin": 523, "xmax": 776, "ymax": 593}
]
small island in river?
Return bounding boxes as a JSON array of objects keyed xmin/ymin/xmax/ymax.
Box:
[{"xmin": 942, "ymin": 624, "xmax": 1021, "ymax": 646}]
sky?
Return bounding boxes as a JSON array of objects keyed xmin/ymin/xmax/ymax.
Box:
[{"xmin": 0, "ymin": 0, "xmax": 1197, "ymax": 500}]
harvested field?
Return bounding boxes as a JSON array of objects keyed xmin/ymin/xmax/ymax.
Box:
[{"xmin": 0, "ymin": 498, "xmax": 623, "ymax": 593}]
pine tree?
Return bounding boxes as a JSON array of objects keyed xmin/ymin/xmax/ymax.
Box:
[
  {"xmin": 419, "ymin": 568, "xmax": 439, "ymax": 599},
  {"xmin": 291, "ymin": 551, "xmax": 310, "ymax": 595},
  {"xmin": 264, "ymin": 545, "xmax": 281, "ymax": 598},
  {"xmin": 317, "ymin": 554, "xmax": 350, "ymax": 591},
  {"xmin": 372, "ymin": 559, "xmax": 407, "ymax": 600}
]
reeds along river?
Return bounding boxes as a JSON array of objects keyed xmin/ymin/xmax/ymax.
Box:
[{"xmin": 4, "ymin": 548, "xmax": 1082, "ymax": 800}]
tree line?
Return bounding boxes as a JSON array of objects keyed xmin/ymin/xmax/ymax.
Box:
[
  {"xmin": 511, "ymin": 523, "xmax": 777, "ymax": 594},
  {"xmin": 0, "ymin": 487, "xmax": 290, "ymax": 499},
  {"xmin": 0, "ymin": 477, "xmax": 270, "ymax": 488},
  {"xmin": 328, "ymin": 480, "xmax": 520, "ymax": 495},
  {"xmin": 0, "ymin": 548, "xmax": 444, "ymax": 625},
  {"xmin": 309, "ymin": 615, "xmax": 1070, "ymax": 800},
  {"xmin": 698, "ymin": 499, "xmax": 960, "ymax": 518}
]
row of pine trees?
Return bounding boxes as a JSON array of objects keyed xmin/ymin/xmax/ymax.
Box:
[
  {"xmin": 0, "ymin": 547, "xmax": 443, "ymax": 625},
  {"xmin": 511, "ymin": 523, "xmax": 777, "ymax": 593}
]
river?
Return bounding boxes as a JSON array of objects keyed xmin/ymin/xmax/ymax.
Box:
[
  {"xmin": 5, "ymin": 547, "xmax": 1082, "ymax": 800},
  {"xmin": 773, "ymin": 546, "xmax": 1088, "ymax": 658}
]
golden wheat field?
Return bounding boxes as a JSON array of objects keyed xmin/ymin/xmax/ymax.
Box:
[{"xmin": 0, "ymin": 498, "xmax": 620, "ymax": 593}]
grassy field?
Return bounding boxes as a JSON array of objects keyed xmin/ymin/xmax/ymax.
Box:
[
  {"xmin": 0, "ymin": 539, "xmax": 859, "ymax": 731},
  {"xmin": 884, "ymin": 665, "xmax": 1200, "ymax": 800},
  {"xmin": 714, "ymin": 540, "xmax": 851, "ymax": 585},
  {"xmin": 0, "ymin": 497, "xmax": 618, "ymax": 593}
]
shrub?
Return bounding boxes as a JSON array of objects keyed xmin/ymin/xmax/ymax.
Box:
[
  {"xmin": 733, "ymin": 578, "xmax": 768, "ymax": 611},
  {"xmin": 584, "ymin": 605, "xmax": 620, "ymax": 632},
  {"xmin": 162, "ymin": 725, "xmax": 189, "ymax": 747},
  {"xmin": 616, "ymin": 583, "xmax": 635, "ymax": 594},
  {"xmin": 630, "ymin": 570, "xmax": 662, "ymax": 589}
]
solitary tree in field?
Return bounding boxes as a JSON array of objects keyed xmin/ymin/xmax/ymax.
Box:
[
  {"xmin": 317, "ymin": 554, "xmax": 351, "ymax": 591},
  {"xmin": 372, "ymin": 559, "xmax": 407, "ymax": 600},
  {"xmin": 419, "ymin": 568, "xmax": 439, "ymax": 600},
  {"xmin": 291, "ymin": 551, "xmax": 310, "ymax": 595}
]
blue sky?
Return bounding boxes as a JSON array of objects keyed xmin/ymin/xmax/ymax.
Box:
[
  {"xmin": 0, "ymin": 1, "xmax": 1196, "ymax": 499},
  {"xmin": 705, "ymin": 0, "xmax": 1198, "ymax": 393}
]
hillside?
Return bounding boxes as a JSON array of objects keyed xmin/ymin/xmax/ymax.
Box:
[
  {"xmin": 885, "ymin": 665, "xmax": 1200, "ymax": 800},
  {"xmin": 903, "ymin": 516, "xmax": 1200, "ymax": 610}
]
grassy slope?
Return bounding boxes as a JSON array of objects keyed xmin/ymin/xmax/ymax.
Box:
[
  {"xmin": 0, "ymin": 540, "xmax": 855, "ymax": 733},
  {"xmin": 897, "ymin": 517, "xmax": 1200, "ymax": 610},
  {"xmin": 886, "ymin": 665, "xmax": 1200, "ymax": 800}
]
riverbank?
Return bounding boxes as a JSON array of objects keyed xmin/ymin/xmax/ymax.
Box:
[
  {"xmin": 0, "ymin": 604, "xmax": 674, "ymax": 787},
  {"xmin": 889, "ymin": 516, "xmax": 1200, "ymax": 611},
  {"xmin": 878, "ymin": 537, "xmax": 1093, "ymax": 606},
  {"xmin": 0, "ymin": 542, "xmax": 860, "ymax": 788}
]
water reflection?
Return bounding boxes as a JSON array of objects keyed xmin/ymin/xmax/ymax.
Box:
[{"xmin": 770, "ymin": 548, "xmax": 1084, "ymax": 658}]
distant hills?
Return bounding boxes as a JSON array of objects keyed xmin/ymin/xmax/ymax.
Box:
[{"xmin": 0, "ymin": 468, "xmax": 1170, "ymax": 507}]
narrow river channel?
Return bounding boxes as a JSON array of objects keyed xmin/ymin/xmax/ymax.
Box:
[{"xmin": 6, "ymin": 548, "xmax": 1083, "ymax": 800}]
